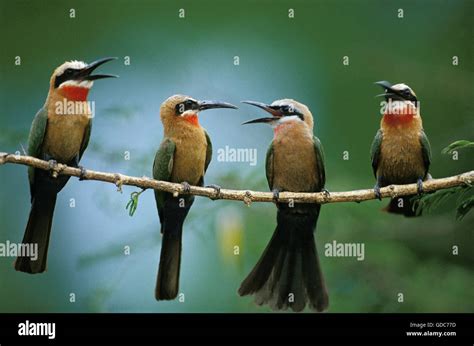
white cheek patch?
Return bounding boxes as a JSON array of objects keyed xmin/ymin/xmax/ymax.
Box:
[
  {"xmin": 271, "ymin": 115, "xmax": 302, "ymax": 129},
  {"xmin": 59, "ymin": 80, "xmax": 93, "ymax": 89},
  {"xmin": 279, "ymin": 115, "xmax": 302, "ymax": 123},
  {"xmin": 180, "ymin": 110, "xmax": 198, "ymax": 117}
]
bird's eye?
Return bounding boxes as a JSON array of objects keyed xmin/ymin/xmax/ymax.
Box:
[
  {"xmin": 176, "ymin": 103, "xmax": 186, "ymax": 114},
  {"xmin": 176, "ymin": 100, "xmax": 195, "ymax": 115}
]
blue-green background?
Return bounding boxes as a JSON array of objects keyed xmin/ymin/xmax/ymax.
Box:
[{"xmin": 0, "ymin": 0, "xmax": 472, "ymax": 312}]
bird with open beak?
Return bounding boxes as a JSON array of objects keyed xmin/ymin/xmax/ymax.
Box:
[
  {"xmin": 371, "ymin": 81, "xmax": 432, "ymax": 216},
  {"xmin": 153, "ymin": 95, "xmax": 237, "ymax": 300},
  {"xmin": 15, "ymin": 57, "xmax": 118, "ymax": 273},
  {"xmin": 239, "ymin": 99, "xmax": 329, "ymax": 312}
]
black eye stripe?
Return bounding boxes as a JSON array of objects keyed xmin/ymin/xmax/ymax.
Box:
[
  {"xmin": 175, "ymin": 99, "xmax": 198, "ymax": 115},
  {"xmin": 54, "ymin": 68, "xmax": 81, "ymax": 88},
  {"xmin": 277, "ymin": 104, "xmax": 304, "ymax": 120}
]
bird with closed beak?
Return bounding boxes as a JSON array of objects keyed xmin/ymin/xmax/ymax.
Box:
[
  {"xmin": 371, "ymin": 81, "xmax": 432, "ymax": 216},
  {"xmin": 153, "ymin": 95, "xmax": 237, "ymax": 300},
  {"xmin": 16, "ymin": 57, "xmax": 118, "ymax": 273},
  {"xmin": 239, "ymin": 99, "xmax": 329, "ymax": 312}
]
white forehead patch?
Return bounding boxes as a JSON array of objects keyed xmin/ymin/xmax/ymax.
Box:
[
  {"xmin": 55, "ymin": 60, "xmax": 87, "ymax": 77},
  {"xmin": 271, "ymin": 99, "xmax": 296, "ymax": 108},
  {"xmin": 391, "ymin": 83, "xmax": 413, "ymax": 93}
]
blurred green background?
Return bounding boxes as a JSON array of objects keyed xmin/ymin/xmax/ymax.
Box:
[{"xmin": 0, "ymin": 0, "xmax": 472, "ymax": 313}]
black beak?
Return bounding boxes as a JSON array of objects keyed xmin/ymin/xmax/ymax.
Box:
[
  {"xmin": 375, "ymin": 80, "xmax": 393, "ymax": 91},
  {"xmin": 197, "ymin": 100, "xmax": 238, "ymax": 111},
  {"xmin": 241, "ymin": 100, "xmax": 300, "ymax": 125},
  {"xmin": 241, "ymin": 100, "xmax": 283, "ymax": 117},
  {"xmin": 77, "ymin": 57, "xmax": 118, "ymax": 81},
  {"xmin": 241, "ymin": 117, "xmax": 277, "ymax": 125}
]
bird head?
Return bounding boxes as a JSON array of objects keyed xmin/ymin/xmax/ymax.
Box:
[
  {"xmin": 241, "ymin": 99, "xmax": 314, "ymax": 130},
  {"xmin": 160, "ymin": 94, "xmax": 238, "ymax": 128},
  {"xmin": 375, "ymin": 80, "xmax": 419, "ymax": 113},
  {"xmin": 49, "ymin": 57, "xmax": 118, "ymax": 101}
]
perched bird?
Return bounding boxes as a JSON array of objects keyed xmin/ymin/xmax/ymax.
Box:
[
  {"xmin": 239, "ymin": 99, "xmax": 329, "ymax": 312},
  {"xmin": 371, "ymin": 81, "xmax": 432, "ymax": 216},
  {"xmin": 153, "ymin": 95, "xmax": 237, "ymax": 300},
  {"xmin": 16, "ymin": 57, "xmax": 117, "ymax": 273}
]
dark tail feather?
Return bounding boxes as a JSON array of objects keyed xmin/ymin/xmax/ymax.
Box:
[
  {"xmin": 155, "ymin": 197, "xmax": 191, "ymax": 300},
  {"xmin": 238, "ymin": 208, "xmax": 328, "ymax": 312},
  {"xmin": 384, "ymin": 195, "xmax": 419, "ymax": 217},
  {"xmin": 15, "ymin": 191, "xmax": 57, "ymax": 274}
]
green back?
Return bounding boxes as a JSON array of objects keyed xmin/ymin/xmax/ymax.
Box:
[
  {"xmin": 152, "ymin": 138, "xmax": 176, "ymax": 224},
  {"xmin": 79, "ymin": 121, "xmax": 92, "ymax": 162},
  {"xmin": 27, "ymin": 106, "xmax": 48, "ymax": 195},
  {"xmin": 265, "ymin": 142, "xmax": 274, "ymax": 190},
  {"xmin": 313, "ymin": 135, "xmax": 326, "ymax": 189},
  {"xmin": 420, "ymin": 129, "xmax": 432, "ymax": 176},
  {"xmin": 370, "ymin": 129, "xmax": 383, "ymax": 178},
  {"xmin": 198, "ymin": 130, "xmax": 212, "ymax": 186}
]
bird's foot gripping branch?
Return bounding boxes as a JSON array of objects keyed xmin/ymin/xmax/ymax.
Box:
[{"xmin": 1, "ymin": 151, "xmax": 473, "ymax": 212}]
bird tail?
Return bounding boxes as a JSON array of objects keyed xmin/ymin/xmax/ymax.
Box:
[
  {"xmin": 384, "ymin": 196, "xmax": 419, "ymax": 217},
  {"xmin": 238, "ymin": 206, "xmax": 328, "ymax": 312},
  {"xmin": 15, "ymin": 191, "xmax": 57, "ymax": 274},
  {"xmin": 155, "ymin": 197, "xmax": 192, "ymax": 300}
]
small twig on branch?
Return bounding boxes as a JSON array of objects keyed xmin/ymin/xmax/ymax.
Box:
[{"xmin": 0, "ymin": 152, "xmax": 473, "ymax": 205}]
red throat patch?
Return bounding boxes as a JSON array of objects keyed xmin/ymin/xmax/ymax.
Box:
[
  {"xmin": 273, "ymin": 121, "xmax": 291, "ymax": 136},
  {"xmin": 382, "ymin": 113, "xmax": 416, "ymax": 126},
  {"xmin": 183, "ymin": 114, "xmax": 200, "ymax": 126},
  {"xmin": 59, "ymin": 86, "xmax": 90, "ymax": 101}
]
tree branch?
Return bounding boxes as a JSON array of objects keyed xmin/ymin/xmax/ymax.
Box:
[{"xmin": 1, "ymin": 152, "xmax": 473, "ymax": 205}]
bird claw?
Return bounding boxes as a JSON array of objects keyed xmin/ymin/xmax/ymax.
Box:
[
  {"xmin": 321, "ymin": 188, "xmax": 330, "ymax": 197},
  {"xmin": 272, "ymin": 189, "xmax": 280, "ymax": 202},
  {"xmin": 78, "ymin": 166, "xmax": 87, "ymax": 181},
  {"xmin": 48, "ymin": 159, "xmax": 59, "ymax": 178},
  {"xmin": 374, "ymin": 184, "xmax": 382, "ymax": 201},
  {"xmin": 417, "ymin": 178, "xmax": 424, "ymax": 195},
  {"xmin": 48, "ymin": 159, "xmax": 58, "ymax": 170},
  {"xmin": 181, "ymin": 181, "xmax": 191, "ymax": 194},
  {"xmin": 205, "ymin": 184, "xmax": 221, "ymax": 200}
]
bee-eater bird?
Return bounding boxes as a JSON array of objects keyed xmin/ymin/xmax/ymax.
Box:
[
  {"xmin": 239, "ymin": 99, "xmax": 328, "ymax": 312},
  {"xmin": 371, "ymin": 81, "xmax": 432, "ymax": 216},
  {"xmin": 153, "ymin": 95, "xmax": 237, "ymax": 300},
  {"xmin": 15, "ymin": 57, "xmax": 117, "ymax": 274}
]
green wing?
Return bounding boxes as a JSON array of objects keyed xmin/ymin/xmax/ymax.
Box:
[
  {"xmin": 78, "ymin": 120, "xmax": 92, "ymax": 162},
  {"xmin": 152, "ymin": 138, "xmax": 176, "ymax": 226},
  {"xmin": 313, "ymin": 136, "xmax": 326, "ymax": 189},
  {"xmin": 265, "ymin": 142, "xmax": 274, "ymax": 190},
  {"xmin": 370, "ymin": 129, "xmax": 383, "ymax": 178},
  {"xmin": 27, "ymin": 106, "xmax": 48, "ymax": 196},
  {"xmin": 420, "ymin": 130, "xmax": 431, "ymax": 176},
  {"xmin": 196, "ymin": 130, "xmax": 213, "ymax": 187},
  {"xmin": 204, "ymin": 130, "xmax": 213, "ymax": 173}
]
